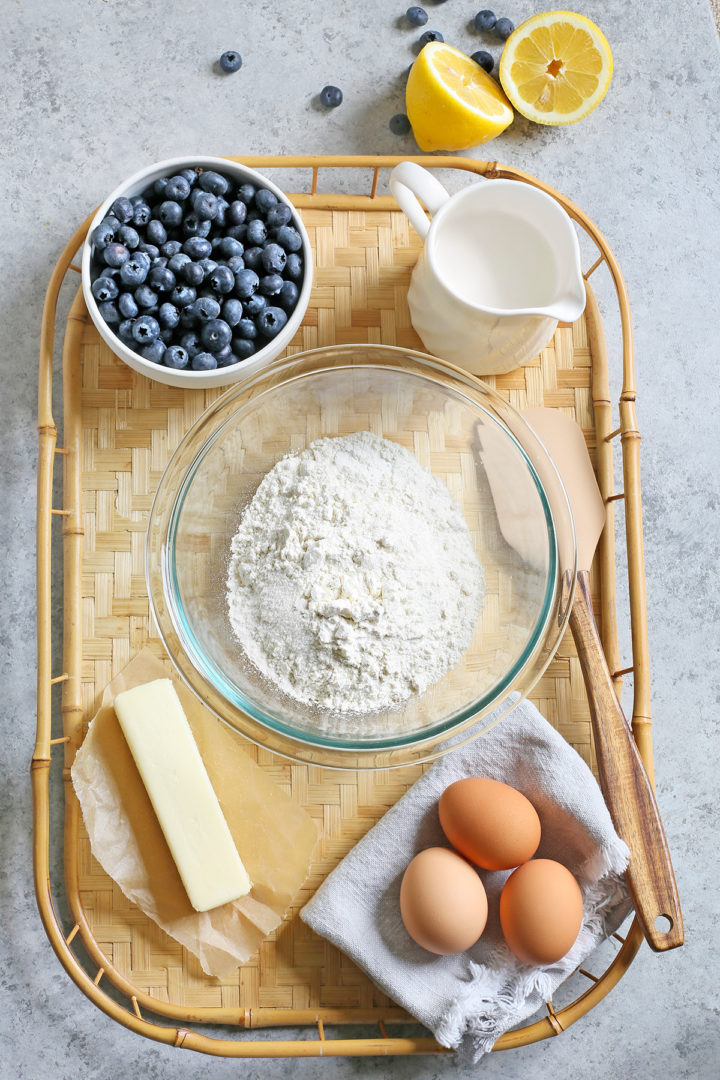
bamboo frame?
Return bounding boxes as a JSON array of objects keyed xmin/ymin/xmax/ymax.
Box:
[{"xmin": 35, "ymin": 155, "xmax": 648, "ymax": 1057}]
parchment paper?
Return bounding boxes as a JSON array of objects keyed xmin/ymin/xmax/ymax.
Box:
[{"xmin": 71, "ymin": 648, "xmax": 319, "ymax": 978}]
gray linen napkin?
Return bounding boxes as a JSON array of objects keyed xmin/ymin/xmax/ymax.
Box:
[{"xmin": 301, "ymin": 697, "xmax": 632, "ymax": 1061}]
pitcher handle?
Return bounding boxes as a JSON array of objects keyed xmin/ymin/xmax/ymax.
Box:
[{"xmin": 389, "ymin": 162, "xmax": 451, "ymax": 239}]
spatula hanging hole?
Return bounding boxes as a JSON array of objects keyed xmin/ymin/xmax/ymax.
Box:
[{"xmin": 654, "ymin": 914, "xmax": 673, "ymax": 933}]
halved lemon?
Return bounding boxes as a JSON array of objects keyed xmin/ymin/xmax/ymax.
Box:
[
  {"xmin": 499, "ymin": 11, "xmax": 613, "ymax": 126},
  {"xmin": 406, "ymin": 42, "xmax": 514, "ymax": 152}
]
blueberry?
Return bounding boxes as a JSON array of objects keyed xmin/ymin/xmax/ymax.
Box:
[
  {"xmin": 134, "ymin": 284, "xmax": 158, "ymax": 309},
  {"xmin": 256, "ymin": 306, "xmax": 288, "ymax": 338},
  {"xmin": 389, "ymin": 113, "xmax": 412, "ymax": 135},
  {"xmin": 180, "ymin": 167, "xmax": 198, "ymax": 187},
  {"xmin": 219, "ymin": 236, "xmax": 244, "ymax": 259},
  {"xmin": 495, "ymin": 16, "xmax": 514, "ymax": 38},
  {"xmin": 235, "ymin": 317, "xmax": 258, "ymax": 341},
  {"xmin": 183, "ymin": 236, "xmax": 213, "ymax": 260},
  {"xmin": 191, "ymin": 296, "xmax": 221, "ymax": 322},
  {"xmin": 243, "ymin": 246, "xmax": 263, "ymax": 271},
  {"xmin": 275, "ymin": 225, "xmax": 303, "ymax": 253},
  {"xmin": 210, "ymin": 236, "xmax": 225, "ymax": 252},
  {"xmin": 406, "ymin": 6, "xmax": 428, "ymax": 26},
  {"xmin": 92, "ymin": 218, "xmax": 116, "ymax": 249},
  {"xmin": 474, "ymin": 9, "xmax": 496, "ymax": 31},
  {"xmin": 182, "ymin": 261, "xmax": 205, "ymax": 286},
  {"xmin": 180, "ymin": 331, "xmax": 202, "ymax": 358},
  {"xmin": 171, "ymin": 284, "xmax": 197, "ymax": 308},
  {"xmin": 132, "ymin": 314, "xmax": 160, "ymax": 343},
  {"xmin": 158, "ymin": 200, "xmax": 184, "ymax": 227},
  {"xmin": 182, "ymin": 214, "xmax": 212, "ymax": 238},
  {"xmin": 165, "ymin": 175, "xmax": 191, "ymax": 202},
  {"xmin": 191, "ymin": 351, "xmax": 218, "ymax": 371},
  {"xmin": 214, "ymin": 197, "xmax": 230, "ymax": 227},
  {"xmin": 110, "ymin": 196, "xmax": 134, "ymax": 224},
  {"xmin": 120, "ymin": 253, "xmax": 151, "ymax": 287},
  {"xmin": 471, "ymin": 50, "xmax": 494, "ymax": 72},
  {"xmin": 219, "ymin": 50, "xmax": 242, "ymax": 73},
  {"xmin": 131, "ymin": 200, "xmax": 152, "ymax": 227},
  {"xmin": 158, "ymin": 301, "xmax": 180, "ymax": 328},
  {"xmin": 139, "ymin": 339, "xmax": 166, "ymax": 364},
  {"xmin": 208, "ymin": 264, "xmax": 235, "ymax": 294},
  {"xmin": 137, "ymin": 241, "xmax": 160, "ymax": 260},
  {"xmin": 118, "ymin": 318, "xmax": 135, "ymax": 344},
  {"xmin": 234, "ymin": 268, "xmax": 260, "ymax": 299},
  {"xmin": 168, "ymin": 252, "xmax": 191, "ymax": 274},
  {"xmin": 255, "ymin": 188, "xmax": 278, "ymax": 215},
  {"xmin": 198, "ymin": 170, "xmax": 230, "ymax": 196},
  {"xmin": 227, "ymin": 200, "xmax": 247, "ymax": 226},
  {"xmin": 163, "ymin": 345, "xmax": 189, "ymax": 369},
  {"xmin": 153, "ymin": 177, "xmax": 170, "ymax": 198},
  {"xmin": 91, "ymin": 276, "xmax": 119, "ymax": 302},
  {"xmin": 231, "ymin": 337, "xmax": 255, "ymax": 360},
  {"xmin": 118, "ymin": 291, "xmax": 139, "ymax": 319},
  {"xmin": 179, "ymin": 306, "xmax": 198, "ymax": 329},
  {"xmin": 103, "ymin": 242, "xmax": 130, "ymax": 268},
  {"xmin": 285, "ymin": 252, "xmax": 303, "ymax": 280},
  {"xmin": 237, "ymin": 183, "xmax": 256, "ymax": 205},
  {"xmin": 198, "ymin": 257, "xmax": 218, "ymax": 276},
  {"xmin": 214, "ymin": 343, "xmax": 234, "ymax": 366},
  {"xmin": 245, "ymin": 219, "xmax": 267, "ymax": 246},
  {"xmin": 320, "ymin": 85, "xmax": 343, "ymax": 108},
  {"xmin": 226, "ymin": 254, "xmax": 245, "ymax": 274},
  {"xmin": 98, "ymin": 300, "xmax": 121, "ymax": 326},
  {"xmin": 161, "ymin": 239, "xmax": 183, "ymax": 258},
  {"xmin": 159, "ymin": 327, "xmax": 174, "ymax": 345},
  {"xmin": 148, "ymin": 265, "xmax": 176, "ymax": 292},
  {"xmin": 243, "ymin": 292, "xmax": 267, "ymax": 317},
  {"xmin": 259, "ymin": 273, "xmax": 283, "ymax": 295},
  {"xmin": 221, "ymin": 298, "xmax": 244, "ymax": 326},
  {"xmin": 146, "ymin": 219, "xmax": 168, "ymax": 246},
  {"xmin": 193, "ymin": 191, "xmax": 219, "ymax": 221},
  {"xmin": 200, "ymin": 318, "xmax": 233, "ymax": 353},
  {"xmin": 261, "ymin": 243, "xmax": 287, "ymax": 273},
  {"xmin": 266, "ymin": 203, "xmax": 293, "ymax": 228},
  {"xmin": 419, "ymin": 30, "xmax": 443, "ymax": 46},
  {"xmin": 279, "ymin": 280, "xmax": 299, "ymax": 310},
  {"xmin": 115, "ymin": 225, "xmax": 139, "ymax": 249}
]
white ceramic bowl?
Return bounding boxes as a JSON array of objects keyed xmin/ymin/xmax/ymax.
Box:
[{"xmin": 81, "ymin": 156, "xmax": 313, "ymax": 389}]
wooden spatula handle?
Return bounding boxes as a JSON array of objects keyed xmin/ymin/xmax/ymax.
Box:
[{"xmin": 570, "ymin": 571, "xmax": 684, "ymax": 951}]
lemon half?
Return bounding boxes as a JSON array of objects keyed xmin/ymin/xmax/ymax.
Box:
[
  {"xmin": 406, "ymin": 42, "xmax": 514, "ymax": 151},
  {"xmin": 499, "ymin": 11, "xmax": 613, "ymax": 126}
]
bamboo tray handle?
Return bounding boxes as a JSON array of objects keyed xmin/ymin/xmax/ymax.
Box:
[{"xmin": 570, "ymin": 571, "xmax": 683, "ymax": 950}]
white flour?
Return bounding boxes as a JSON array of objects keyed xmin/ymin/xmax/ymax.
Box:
[{"xmin": 226, "ymin": 431, "xmax": 484, "ymax": 713}]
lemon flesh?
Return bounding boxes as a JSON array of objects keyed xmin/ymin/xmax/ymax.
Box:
[
  {"xmin": 406, "ymin": 42, "xmax": 514, "ymax": 152},
  {"xmin": 499, "ymin": 10, "xmax": 613, "ymax": 126}
]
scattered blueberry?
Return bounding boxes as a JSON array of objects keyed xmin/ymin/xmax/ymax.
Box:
[
  {"xmin": 131, "ymin": 200, "xmax": 152, "ymax": 227},
  {"xmin": 171, "ymin": 284, "xmax": 197, "ymax": 308},
  {"xmin": 118, "ymin": 291, "xmax": 139, "ymax": 319},
  {"xmin": 134, "ymin": 284, "xmax": 158, "ymax": 309},
  {"xmin": 153, "ymin": 177, "xmax": 170, "ymax": 197},
  {"xmin": 158, "ymin": 200, "xmax": 184, "ymax": 227},
  {"xmin": 219, "ymin": 236, "xmax": 244, "ymax": 259},
  {"xmin": 238, "ymin": 183, "xmax": 256, "ymax": 204},
  {"xmin": 235, "ymin": 317, "xmax": 258, "ymax": 341},
  {"xmin": 259, "ymin": 273, "xmax": 283, "ymax": 296},
  {"xmin": 266, "ymin": 203, "xmax": 293, "ymax": 228},
  {"xmin": 180, "ymin": 331, "xmax": 203, "ymax": 358},
  {"xmin": 116, "ymin": 225, "xmax": 140, "ymax": 249},
  {"xmin": 163, "ymin": 345, "xmax": 190, "ymax": 369},
  {"xmin": 474, "ymin": 9, "xmax": 496, "ymax": 31},
  {"xmin": 261, "ymin": 243, "xmax": 287, "ymax": 273},
  {"xmin": 137, "ymin": 241, "xmax": 160, "ymax": 260},
  {"xmin": 227, "ymin": 200, "xmax": 248, "ymax": 226},
  {"xmin": 182, "ymin": 260, "xmax": 205, "ymax": 286},
  {"xmin": 182, "ymin": 213, "xmax": 212, "ymax": 238},
  {"xmin": 285, "ymin": 253, "xmax": 303, "ymax": 280},
  {"xmin": 221, "ymin": 298, "xmax": 244, "ymax": 326},
  {"xmin": 165, "ymin": 175, "xmax": 191, "ymax": 202},
  {"xmin": 119, "ymin": 254, "xmax": 151, "ymax": 287},
  {"xmin": 243, "ymin": 246, "xmax": 263, "ymax": 271},
  {"xmin": 243, "ymin": 292, "xmax": 267, "ymax": 317},
  {"xmin": 214, "ymin": 343, "xmax": 234, "ymax": 366},
  {"xmin": 103, "ymin": 242, "xmax": 130, "ymax": 268},
  {"xmin": 208, "ymin": 265, "xmax": 235, "ymax": 294},
  {"xmin": 406, "ymin": 6, "xmax": 428, "ymax": 26},
  {"xmin": 118, "ymin": 318, "xmax": 135, "ymax": 344},
  {"xmin": 132, "ymin": 315, "xmax": 160, "ymax": 343},
  {"xmin": 234, "ymin": 268, "xmax": 260, "ymax": 299},
  {"xmin": 389, "ymin": 113, "xmax": 412, "ymax": 135},
  {"xmin": 246, "ymin": 218, "xmax": 267, "ymax": 246},
  {"xmin": 191, "ymin": 296, "xmax": 221, "ymax": 322},
  {"xmin": 231, "ymin": 337, "xmax": 255, "ymax": 360},
  {"xmin": 139, "ymin": 339, "xmax": 166, "ymax": 364},
  {"xmin": 193, "ymin": 191, "xmax": 219, "ymax": 221},
  {"xmin": 146, "ymin": 219, "xmax": 167, "ymax": 246},
  {"xmin": 97, "ymin": 301, "xmax": 119, "ymax": 326},
  {"xmin": 198, "ymin": 170, "xmax": 230, "ymax": 196},
  {"xmin": 219, "ymin": 50, "xmax": 242, "ymax": 73},
  {"xmin": 279, "ymin": 280, "xmax": 299, "ymax": 310},
  {"xmin": 191, "ymin": 351, "xmax": 218, "ymax": 371},
  {"xmin": 92, "ymin": 220, "xmax": 116, "ymax": 249},
  {"xmin": 158, "ymin": 302, "xmax": 180, "ymax": 328},
  {"xmin": 495, "ymin": 16, "xmax": 514, "ymax": 38},
  {"xmin": 161, "ymin": 239, "xmax": 183, "ymax": 258},
  {"xmin": 320, "ymin": 85, "xmax": 343, "ymax": 108},
  {"xmin": 256, "ymin": 306, "xmax": 288, "ymax": 338},
  {"xmin": 419, "ymin": 30, "xmax": 443, "ymax": 46},
  {"xmin": 148, "ymin": 265, "xmax": 176, "ymax": 292},
  {"xmin": 471, "ymin": 50, "xmax": 494, "ymax": 72},
  {"xmin": 275, "ymin": 225, "xmax": 303, "ymax": 252},
  {"xmin": 200, "ymin": 318, "xmax": 233, "ymax": 353},
  {"xmin": 168, "ymin": 252, "xmax": 192, "ymax": 274},
  {"xmin": 183, "ymin": 236, "xmax": 213, "ymax": 261},
  {"xmin": 254, "ymin": 188, "xmax": 278, "ymax": 214},
  {"xmin": 226, "ymin": 254, "xmax": 245, "ymax": 274}
]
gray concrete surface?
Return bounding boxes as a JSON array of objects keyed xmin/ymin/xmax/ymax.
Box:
[{"xmin": 2, "ymin": 1, "xmax": 719, "ymax": 1077}]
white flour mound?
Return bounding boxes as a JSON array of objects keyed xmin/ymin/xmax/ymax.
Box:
[{"xmin": 226, "ymin": 431, "xmax": 484, "ymax": 713}]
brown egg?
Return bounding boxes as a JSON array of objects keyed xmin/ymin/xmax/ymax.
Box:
[
  {"xmin": 438, "ymin": 777, "xmax": 541, "ymax": 870},
  {"xmin": 400, "ymin": 847, "xmax": 488, "ymax": 955},
  {"xmin": 499, "ymin": 858, "xmax": 584, "ymax": 966}
]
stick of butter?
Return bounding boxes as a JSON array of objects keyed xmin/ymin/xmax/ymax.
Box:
[{"xmin": 113, "ymin": 678, "xmax": 252, "ymax": 912}]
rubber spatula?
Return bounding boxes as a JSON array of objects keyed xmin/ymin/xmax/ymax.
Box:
[{"xmin": 523, "ymin": 407, "xmax": 683, "ymax": 951}]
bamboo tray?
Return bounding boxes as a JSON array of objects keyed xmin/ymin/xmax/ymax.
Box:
[{"xmin": 35, "ymin": 155, "xmax": 652, "ymax": 1058}]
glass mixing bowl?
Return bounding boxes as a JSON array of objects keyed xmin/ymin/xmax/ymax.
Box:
[{"xmin": 147, "ymin": 345, "xmax": 575, "ymax": 769}]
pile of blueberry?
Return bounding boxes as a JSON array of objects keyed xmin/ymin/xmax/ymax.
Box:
[{"xmin": 89, "ymin": 168, "xmax": 305, "ymax": 372}]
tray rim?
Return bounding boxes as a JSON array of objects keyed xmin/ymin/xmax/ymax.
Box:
[{"xmin": 35, "ymin": 154, "xmax": 649, "ymax": 1058}]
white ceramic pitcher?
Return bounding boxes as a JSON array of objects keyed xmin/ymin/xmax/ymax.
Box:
[{"xmin": 389, "ymin": 162, "xmax": 586, "ymax": 375}]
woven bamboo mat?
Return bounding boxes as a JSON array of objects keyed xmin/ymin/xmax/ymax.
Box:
[{"xmin": 72, "ymin": 206, "xmax": 600, "ymax": 1013}]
